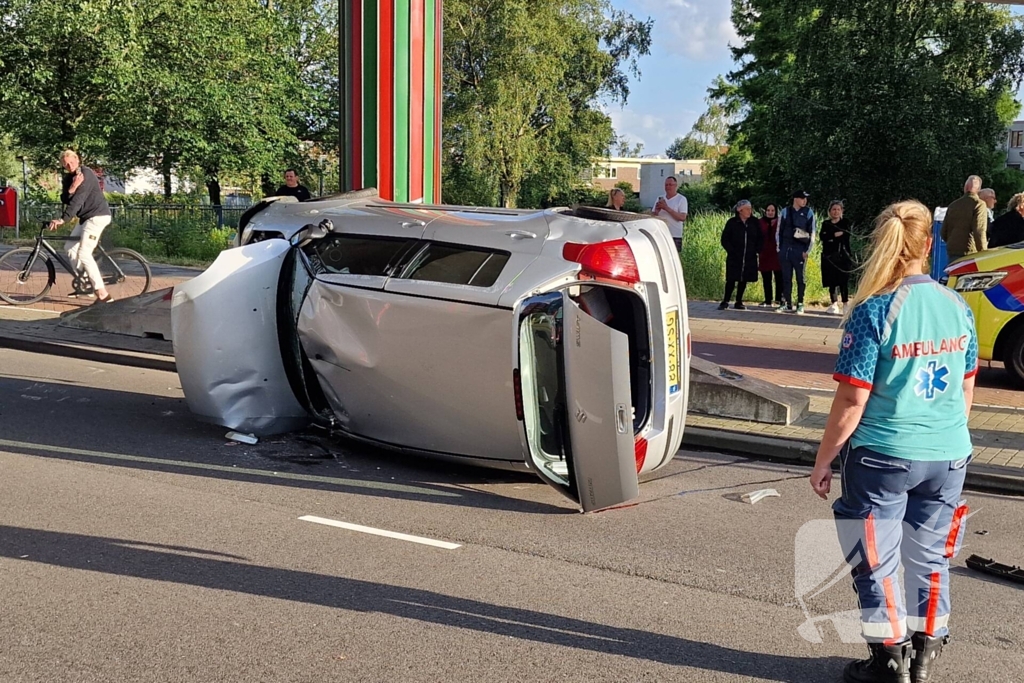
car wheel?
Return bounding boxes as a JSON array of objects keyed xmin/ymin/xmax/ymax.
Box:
[{"xmin": 1003, "ymin": 326, "xmax": 1024, "ymax": 388}]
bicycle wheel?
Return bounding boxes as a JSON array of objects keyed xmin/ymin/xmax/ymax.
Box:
[
  {"xmin": 0, "ymin": 248, "xmax": 55, "ymax": 305},
  {"xmin": 98, "ymin": 248, "xmax": 152, "ymax": 301}
]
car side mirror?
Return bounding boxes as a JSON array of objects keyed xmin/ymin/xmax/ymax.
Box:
[{"xmin": 290, "ymin": 219, "xmax": 334, "ymax": 247}]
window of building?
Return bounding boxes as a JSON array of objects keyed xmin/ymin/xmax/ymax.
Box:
[
  {"xmin": 1011, "ymin": 130, "xmax": 1024, "ymax": 148},
  {"xmin": 399, "ymin": 243, "xmax": 510, "ymax": 287},
  {"xmin": 1009, "ymin": 164, "xmax": 1022, "ymax": 171}
]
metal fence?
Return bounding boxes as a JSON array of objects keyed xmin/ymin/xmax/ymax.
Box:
[
  {"xmin": 14, "ymin": 203, "xmax": 247, "ymax": 234},
  {"xmin": 4, "ymin": 203, "xmax": 247, "ymax": 261}
]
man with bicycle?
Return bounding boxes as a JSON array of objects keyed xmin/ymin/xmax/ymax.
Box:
[{"xmin": 48, "ymin": 150, "xmax": 113, "ymax": 302}]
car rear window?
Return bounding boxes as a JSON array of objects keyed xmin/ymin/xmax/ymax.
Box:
[
  {"xmin": 400, "ymin": 243, "xmax": 510, "ymax": 287},
  {"xmin": 306, "ymin": 235, "xmax": 415, "ymax": 277}
]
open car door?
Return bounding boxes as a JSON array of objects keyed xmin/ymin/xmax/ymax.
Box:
[{"xmin": 517, "ymin": 291, "xmax": 640, "ymax": 512}]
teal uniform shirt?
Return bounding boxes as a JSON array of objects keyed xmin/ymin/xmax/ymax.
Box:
[{"xmin": 833, "ymin": 275, "xmax": 978, "ymax": 461}]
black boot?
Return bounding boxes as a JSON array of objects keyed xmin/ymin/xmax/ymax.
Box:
[
  {"xmin": 843, "ymin": 641, "xmax": 912, "ymax": 683},
  {"xmin": 717, "ymin": 301, "xmax": 729, "ymax": 310},
  {"xmin": 910, "ymin": 633, "xmax": 949, "ymax": 682}
]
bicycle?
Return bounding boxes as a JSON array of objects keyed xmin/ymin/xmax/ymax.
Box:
[{"xmin": 0, "ymin": 223, "xmax": 152, "ymax": 305}]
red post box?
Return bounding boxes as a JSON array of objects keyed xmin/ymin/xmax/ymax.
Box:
[{"xmin": 0, "ymin": 186, "xmax": 17, "ymax": 228}]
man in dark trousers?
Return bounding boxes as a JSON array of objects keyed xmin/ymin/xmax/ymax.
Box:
[
  {"xmin": 47, "ymin": 150, "xmax": 113, "ymax": 302},
  {"xmin": 273, "ymin": 169, "xmax": 312, "ymax": 201},
  {"xmin": 776, "ymin": 190, "xmax": 816, "ymax": 315},
  {"xmin": 941, "ymin": 175, "xmax": 988, "ymax": 261}
]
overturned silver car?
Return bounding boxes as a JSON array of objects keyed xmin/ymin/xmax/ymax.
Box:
[{"xmin": 172, "ymin": 193, "xmax": 690, "ymax": 511}]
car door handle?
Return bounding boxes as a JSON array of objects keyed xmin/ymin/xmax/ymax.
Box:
[
  {"xmin": 615, "ymin": 403, "xmax": 629, "ymax": 434},
  {"xmin": 506, "ymin": 230, "xmax": 536, "ymax": 240},
  {"xmin": 401, "ymin": 220, "xmax": 425, "ymax": 229}
]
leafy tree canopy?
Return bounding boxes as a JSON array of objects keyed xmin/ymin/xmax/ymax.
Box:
[
  {"xmin": 443, "ymin": 0, "xmax": 652, "ymax": 208},
  {"xmin": 715, "ymin": 0, "xmax": 1024, "ymax": 224}
]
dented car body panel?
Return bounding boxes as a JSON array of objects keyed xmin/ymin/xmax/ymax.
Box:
[{"xmin": 171, "ymin": 240, "xmax": 310, "ymax": 435}]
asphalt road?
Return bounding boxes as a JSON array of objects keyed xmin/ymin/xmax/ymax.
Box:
[{"xmin": 1, "ymin": 348, "xmax": 1022, "ymax": 683}]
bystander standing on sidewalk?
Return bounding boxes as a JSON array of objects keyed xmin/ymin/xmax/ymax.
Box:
[
  {"xmin": 758, "ymin": 203, "xmax": 783, "ymax": 307},
  {"xmin": 810, "ymin": 200, "xmax": 977, "ymax": 683},
  {"xmin": 979, "ymin": 188, "xmax": 996, "ymax": 225},
  {"xmin": 606, "ymin": 188, "xmax": 626, "ymax": 210},
  {"xmin": 652, "ymin": 176, "xmax": 688, "ymax": 252},
  {"xmin": 940, "ymin": 176, "xmax": 987, "ymax": 261},
  {"xmin": 989, "ymin": 192, "xmax": 1024, "ymax": 248},
  {"xmin": 777, "ymin": 190, "xmax": 815, "ymax": 314},
  {"xmin": 820, "ymin": 200, "xmax": 854, "ymax": 315},
  {"xmin": 719, "ymin": 199, "xmax": 761, "ymax": 310},
  {"xmin": 273, "ymin": 169, "xmax": 312, "ymax": 201}
]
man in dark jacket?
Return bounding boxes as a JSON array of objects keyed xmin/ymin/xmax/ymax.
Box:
[
  {"xmin": 719, "ymin": 199, "xmax": 762, "ymax": 310},
  {"xmin": 273, "ymin": 169, "xmax": 312, "ymax": 201},
  {"xmin": 777, "ymin": 190, "xmax": 815, "ymax": 314},
  {"xmin": 940, "ymin": 176, "xmax": 988, "ymax": 260},
  {"xmin": 47, "ymin": 150, "xmax": 113, "ymax": 302}
]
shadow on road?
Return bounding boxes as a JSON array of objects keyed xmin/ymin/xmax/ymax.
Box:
[
  {"xmin": 0, "ymin": 525, "xmax": 848, "ymax": 680},
  {"xmin": 0, "ymin": 375, "xmax": 570, "ymax": 516}
]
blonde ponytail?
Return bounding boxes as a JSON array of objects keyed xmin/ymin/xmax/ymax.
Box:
[{"xmin": 843, "ymin": 200, "xmax": 932, "ymax": 322}]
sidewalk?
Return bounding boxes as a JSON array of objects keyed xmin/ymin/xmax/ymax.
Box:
[{"xmin": 686, "ymin": 301, "xmax": 1024, "ymax": 494}]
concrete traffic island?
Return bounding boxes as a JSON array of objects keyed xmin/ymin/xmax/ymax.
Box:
[
  {"xmin": 58, "ymin": 287, "xmax": 174, "ymax": 341},
  {"xmin": 688, "ymin": 356, "xmax": 809, "ymax": 425}
]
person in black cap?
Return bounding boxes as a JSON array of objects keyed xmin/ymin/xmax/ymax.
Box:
[{"xmin": 776, "ymin": 190, "xmax": 816, "ymax": 314}]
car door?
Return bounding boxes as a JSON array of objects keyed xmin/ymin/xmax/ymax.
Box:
[{"xmin": 516, "ymin": 291, "xmax": 639, "ymax": 512}]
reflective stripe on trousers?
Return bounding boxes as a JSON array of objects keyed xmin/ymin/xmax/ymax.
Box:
[{"xmin": 832, "ymin": 447, "xmax": 970, "ymax": 642}]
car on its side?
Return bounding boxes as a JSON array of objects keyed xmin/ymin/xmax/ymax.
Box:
[
  {"xmin": 172, "ymin": 192, "xmax": 691, "ymax": 512},
  {"xmin": 945, "ymin": 243, "xmax": 1024, "ymax": 386}
]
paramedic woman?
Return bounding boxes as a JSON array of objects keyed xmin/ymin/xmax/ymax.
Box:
[{"xmin": 809, "ymin": 200, "xmax": 977, "ymax": 683}]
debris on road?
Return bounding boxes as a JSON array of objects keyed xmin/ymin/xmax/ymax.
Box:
[
  {"xmin": 741, "ymin": 488, "xmax": 780, "ymax": 504},
  {"xmin": 975, "ymin": 530, "xmax": 990, "ymax": 536},
  {"xmin": 965, "ymin": 554, "xmax": 1024, "ymax": 586},
  {"xmin": 225, "ymin": 431, "xmax": 259, "ymax": 445}
]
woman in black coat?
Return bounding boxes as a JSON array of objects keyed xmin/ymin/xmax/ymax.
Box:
[
  {"xmin": 820, "ymin": 200, "xmax": 854, "ymax": 315},
  {"xmin": 989, "ymin": 192, "xmax": 1024, "ymax": 248},
  {"xmin": 720, "ymin": 199, "xmax": 763, "ymax": 310}
]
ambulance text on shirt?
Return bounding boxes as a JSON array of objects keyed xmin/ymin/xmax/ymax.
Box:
[{"xmin": 833, "ymin": 275, "xmax": 978, "ymax": 461}]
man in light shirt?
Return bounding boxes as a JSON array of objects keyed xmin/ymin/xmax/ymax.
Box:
[{"xmin": 653, "ymin": 176, "xmax": 688, "ymax": 252}]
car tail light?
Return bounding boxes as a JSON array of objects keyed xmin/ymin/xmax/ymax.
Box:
[
  {"xmin": 634, "ymin": 435, "xmax": 648, "ymax": 473},
  {"xmin": 563, "ymin": 239, "xmax": 640, "ymax": 284},
  {"xmin": 686, "ymin": 331, "xmax": 691, "ymax": 359},
  {"xmin": 512, "ymin": 368, "xmax": 524, "ymax": 421}
]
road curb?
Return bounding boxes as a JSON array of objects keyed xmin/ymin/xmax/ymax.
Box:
[
  {"xmin": 0, "ymin": 332, "xmax": 176, "ymax": 373},
  {"xmin": 684, "ymin": 426, "xmax": 1024, "ymax": 497}
]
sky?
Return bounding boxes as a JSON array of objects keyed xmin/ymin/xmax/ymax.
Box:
[{"xmin": 608, "ymin": 1, "xmax": 1024, "ymax": 159}]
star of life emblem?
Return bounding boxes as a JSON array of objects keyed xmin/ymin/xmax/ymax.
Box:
[{"xmin": 915, "ymin": 360, "xmax": 949, "ymax": 400}]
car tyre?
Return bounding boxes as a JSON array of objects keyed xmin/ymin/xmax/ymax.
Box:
[{"xmin": 1003, "ymin": 326, "xmax": 1024, "ymax": 388}]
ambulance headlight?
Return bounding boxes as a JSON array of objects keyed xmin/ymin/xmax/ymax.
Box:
[{"xmin": 954, "ymin": 271, "xmax": 1007, "ymax": 292}]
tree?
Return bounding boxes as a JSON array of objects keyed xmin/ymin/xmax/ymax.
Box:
[
  {"xmin": 108, "ymin": 0, "xmax": 305, "ymax": 204},
  {"xmin": 716, "ymin": 0, "xmax": 1024, "ymax": 223},
  {"xmin": 0, "ymin": 0, "xmax": 143, "ymax": 164},
  {"xmin": 443, "ymin": 0, "xmax": 652, "ymax": 208},
  {"xmin": 666, "ymin": 136, "xmax": 710, "ymax": 160}
]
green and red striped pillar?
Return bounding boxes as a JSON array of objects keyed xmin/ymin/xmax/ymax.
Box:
[{"xmin": 339, "ymin": 0, "xmax": 442, "ymax": 204}]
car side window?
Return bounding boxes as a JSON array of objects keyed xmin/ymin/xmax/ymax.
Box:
[
  {"xmin": 305, "ymin": 235, "xmax": 415, "ymax": 277},
  {"xmin": 401, "ymin": 243, "xmax": 510, "ymax": 287}
]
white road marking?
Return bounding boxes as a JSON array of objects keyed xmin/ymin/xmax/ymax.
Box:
[{"xmin": 298, "ymin": 515, "xmax": 461, "ymax": 550}]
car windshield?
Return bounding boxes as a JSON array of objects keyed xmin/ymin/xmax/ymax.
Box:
[{"xmin": 518, "ymin": 298, "xmax": 572, "ymax": 487}]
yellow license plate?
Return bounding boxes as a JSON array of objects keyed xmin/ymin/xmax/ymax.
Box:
[{"xmin": 666, "ymin": 310, "xmax": 680, "ymax": 394}]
